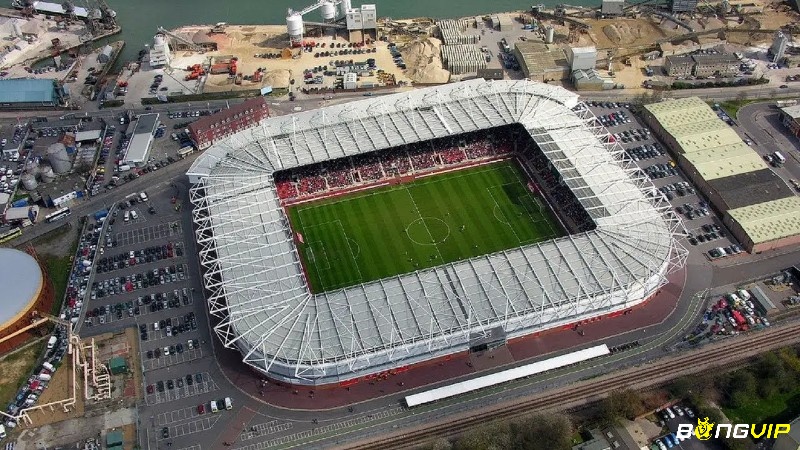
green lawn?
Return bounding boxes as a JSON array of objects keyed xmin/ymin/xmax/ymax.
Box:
[
  {"xmin": 723, "ymin": 388, "xmax": 800, "ymax": 424},
  {"xmin": 287, "ymin": 161, "xmax": 564, "ymax": 293}
]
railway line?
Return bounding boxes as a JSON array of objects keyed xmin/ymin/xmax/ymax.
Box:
[{"xmin": 342, "ymin": 320, "xmax": 800, "ymax": 450}]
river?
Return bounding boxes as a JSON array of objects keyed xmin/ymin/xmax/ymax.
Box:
[{"xmin": 100, "ymin": 0, "xmax": 574, "ymax": 69}]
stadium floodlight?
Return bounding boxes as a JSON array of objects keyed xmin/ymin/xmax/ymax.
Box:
[{"xmin": 188, "ymin": 79, "xmax": 687, "ymax": 386}]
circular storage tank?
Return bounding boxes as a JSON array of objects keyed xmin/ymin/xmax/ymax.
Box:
[
  {"xmin": 45, "ymin": 143, "xmax": 71, "ymax": 174},
  {"xmin": 545, "ymin": 26, "xmax": 555, "ymax": 44},
  {"xmin": 20, "ymin": 173, "xmax": 37, "ymax": 191},
  {"xmin": 154, "ymin": 34, "xmax": 165, "ymax": 47},
  {"xmin": 40, "ymin": 165, "xmax": 55, "ymax": 183},
  {"xmin": 0, "ymin": 248, "xmax": 44, "ymax": 350},
  {"xmin": 286, "ymin": 14, "xmax": 304, "ymax": 42},
  {"xmin": 321, "ymin": 1, "xmax": 336, "ymax": 20}
]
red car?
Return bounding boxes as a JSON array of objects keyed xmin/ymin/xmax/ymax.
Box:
[
  {"xmin": 197, "ymin": 404, "xmax": 205, "ymax": 414},
  {"xmin": 147, "ymin": 385, "xmax": 154, "ymax": 394}
]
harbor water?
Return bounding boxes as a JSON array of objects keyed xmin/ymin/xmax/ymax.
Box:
[{"xmin": 102, "ymin": 0, "xmax": 580, "ymax": 70}]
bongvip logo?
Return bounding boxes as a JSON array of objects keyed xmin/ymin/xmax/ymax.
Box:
[{"xmin": 677, "ymin": 417, "xmax": 791, "ymax": 440}]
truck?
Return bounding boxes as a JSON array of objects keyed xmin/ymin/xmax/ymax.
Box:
[
  {"xmin": 774, "ymin": 151, "xmax": 787, "ymax": 165},
  {"xmin": 93, "ymin": 209, "xmax": 109, "ymax": 221},
  {"xmin": 47, "ymin": 336, "xmax": 57, "ymax": 349}
]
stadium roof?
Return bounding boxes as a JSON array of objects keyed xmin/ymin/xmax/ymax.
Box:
[
  {"xmin": 728, "ymin": 196, "xmax": 800, "ymax": 244},
  {"xmin": 0, "ymin": 79, "xmax": 56, "ymax": 104},
  {"xmin": 0, "ymin": 248, "xmax": 42, "ymax": 330},
  {"xmin": 125, "ymin": 113, "xmax": 159, "ymax": 164},
  {"xmin": 188, "ymin": 79, "xmax": 683, "ymax": 383},
  {"xmin": 707, "ymin": 169, "xmax": 795, "ymax": 210},
  {"xmin": 682, "ymin": 144, "xmax": 767, "ymax": 180}
]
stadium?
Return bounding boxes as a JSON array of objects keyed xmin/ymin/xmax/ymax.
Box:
[
  {"xmin": 0, "ymin": 248, "xmax": 55, "ymax": 355},
  {"xmin": 187, "ymin": 79, "xmax": 687, "ymax": 386}
]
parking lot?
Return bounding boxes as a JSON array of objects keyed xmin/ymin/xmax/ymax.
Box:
[{"xmin": 587, "ymin": 102, "xmax": 743, "ymax": 262}]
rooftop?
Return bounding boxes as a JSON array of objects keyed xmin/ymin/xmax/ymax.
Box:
[
  {"xmin": 0, "ymin": 78, "xmax": 57, "ymax": 104},
  {"xmin": 0, "ymin": 248, "xmax": 43, "ymax": 330},
  {"xmin": 691, "ymin": 53, "xmax": 739, "ymax": 64},
  {"xmin": 707, "ymin": 169, "xmax": 795, "ymax": 210},
  {"xmin": 727, "ymin": 196, "xmax": 800, "ymax": 244},
  {"xmin": 781, "ymin": 104, "xmax": 800, "ymax": 119},
  {"xmin": 125, "ymin": 113, "xmax": 159, "ymax": 164},
  {"xmin": 514, "ymin": 42, "xmax": 570, "ymax": 77},
  {"xmin": 682, "ymin": 143, "xmax": 766, "ymax": 180},
  {"xmin": 188, "ymin": 97, "xmax": 267, "ymax": 133}
]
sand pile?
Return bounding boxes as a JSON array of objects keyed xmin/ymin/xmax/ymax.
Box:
[
  {"xmin": 399, "ymin": 37, "xmax": 450, "ymax": 84},
  {"xmin": 262, "ymin": 69, "xmax": 291, "ymax": 89}
]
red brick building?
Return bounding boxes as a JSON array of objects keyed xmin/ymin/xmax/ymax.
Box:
[{"xmin": 188, "ymin": 97, "xmax": 270, "ymax": 149}]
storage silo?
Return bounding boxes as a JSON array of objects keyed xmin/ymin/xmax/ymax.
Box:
[
  {"xmin": 97, "ymin": 44, "xmax": 114, "ymax": 63},
  {"xmin": 339, "ymin": 0, "xmax": 352, "ymax": 18},
  {"xmin": 45, "ymin": 143, "xmax": 71, "ymax": 174},
  {"xmin": 20, "ymin": 173, "xmax": 37, "ymax": 191},
  {"xmin": 287, "ymin": 14, "xmax": 304, "ymax": 45},
  {"xmin": 545, "ymin": 26, "xmax": 555, "ymax": 44},
  {"xmin": 321, "ymin": 1, "xmax": 336, "ymax": 21},
  {"xmin": 40, "ymin": 165, "xmax": 55, "ymax": 183},
  {"xmin": 12, "ymin": 20, "xmax": 22, "ymax": 38}
]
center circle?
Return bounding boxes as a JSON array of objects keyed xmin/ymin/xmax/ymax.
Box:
[{"xmin": 405, "ymin": 217, "xmax": 451, "ymax": 246}]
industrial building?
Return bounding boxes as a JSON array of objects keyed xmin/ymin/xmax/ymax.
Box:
[
  {"xmin": 286, "ymin": 0, "xmax": 377, "ymax": 45},
  {"xmin": 0, "ymin": 248, "xmax": 54, "ymax": 355},
  {"xmin": 642, "ymin": 97, "xmax": 800, "ymax": 253},
  {"xmin": 571, "ymin": 68, "xmax": 614, "ymax": 90},
  {"xmin": 601, "ymin": 0, "xmax": 625, "ymax": 15},
  {"xmin": 566, "ymin": 46, "xmax": 597, "ymax": 71},
  {"xmin": 513, "ymin": 42, "xmax": 571, "ymax": 82},
  {"xmin": 187, "ymin": 97, "xmax": 269, "ymax": 150},
  {"xmin": 149, "ymin": 34, "xmax": 171, "ymax": 68},
  {"xmin": 124, "ymin": 113, "xmax": 160, "ymax": 166},
  {"xmin": 187, "ymin": 79, "xmax": 683, "ymax": 386},
  {"xmin": 342, "ymin": 72, "xmax": 357, "ymax": 89},
  {"xmin": 0, "ymin": 78, "xmax": 69, "ymax": 109},
  {"xmin": 664, "ymin": 53, "xmax": 739, "ymax": 78},
  {"xmin": 780, "ymin": 104, "xmax": 800, "ymax": 138}
]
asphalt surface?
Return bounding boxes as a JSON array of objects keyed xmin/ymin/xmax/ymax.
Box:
[{"xmin": 7, "ymin": 92, "xmax": 800, "ymax": 450}]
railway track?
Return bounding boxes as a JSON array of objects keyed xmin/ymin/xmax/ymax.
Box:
[{"xmin": 343, "ymin": 321, "xmax": 800, "ymax": 450}]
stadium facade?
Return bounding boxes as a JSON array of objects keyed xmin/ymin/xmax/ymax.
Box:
[{"xmin": 187, "ymin": 79, "xmax": 687, "ymax": 386}]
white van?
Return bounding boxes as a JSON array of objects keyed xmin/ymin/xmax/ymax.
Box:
[
  {"xmin": 131, "ymin": 210, "xmax": 138, "ymax": 220},
  {"xmin": 737, "ymin": 289, "xmax": 751, "ymax": 301},
  {"xmin": 140, "ymin": 191, "xmax": 149, "ymax": 202},
  {"xmin": 124, "ymin": 211, "xmax": 130, "ymax": 222},
  {"xmin": 224, "ymin": 397, "xmax": 232, "ymax": 410},
  {"xmin": 210, "ymin": 400, "xmax": 219, "ymax": 413},
  {"xmin": 0, "ymin": 423, "xmax": 6, "ymax": 439},
  {"xmin": 42, "ymin": 362, "xmax": 55, "ymax": 372},
  {"xmin": 153, "ymin": 321, "xmax": 160, "ymax": 331},
  {"xmin": 47, "ymin": 336, "xmax": 57, "ymax": 349},
  {"xmin": 774, "ymin": 151, "xmax": 787, "ymax": 165}
]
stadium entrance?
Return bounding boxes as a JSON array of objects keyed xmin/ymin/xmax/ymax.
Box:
[{"xmin": 469, "ymin": 326, "xmax": 507, "ymax": 352}]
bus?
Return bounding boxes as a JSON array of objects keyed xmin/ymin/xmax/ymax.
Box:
[
  {"xmin": 45, "ymin": 207, "xmax": 71, "ymax": 223},
  {"xmin": 177, "ymin": 146, "xmax": 195, "ymax": 158},
  {"xmin": 0, "ymin": 227, "xmax": 22, "ymax": 243}
]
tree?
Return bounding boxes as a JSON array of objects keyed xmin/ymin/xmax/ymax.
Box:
[{"xmin": 511, "ymin": 412, "xmax": 573, "ymax": 450}]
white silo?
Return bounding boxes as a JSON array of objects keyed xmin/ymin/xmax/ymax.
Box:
[
  {"xmin": 545, "ymin": 26, "xmax": 555, "ymax": 44},
  {"xmin": 321, "ymin": 1, "xmax": 336, "ymax": 21},
  {"xmin": 20, "ymin": 173, "xmax": 37, "ymax": 191},
  {"xmin": 45, "ymin": 143, "xmax": 71, "ymax": 174},
  {"xmin": 287, "ymin": 14, "xmax": 304, "ymax": 45},
  {"xmin": 40, "ymin": 165, "xmax": 55, "ymax": 183},
  {"xmin": 12, "ymin": 20, "xmax": 22, "ymax": 38},
  {"xmin": 154, "ymin": 34, "xmax": 165, "ymax": 47}
]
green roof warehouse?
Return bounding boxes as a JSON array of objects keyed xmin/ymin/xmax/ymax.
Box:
[{"xmin": 0, "ymin": 78, "xmax": 69, "ymax": 109}]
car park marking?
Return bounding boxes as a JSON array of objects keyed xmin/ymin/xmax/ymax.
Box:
[
  {"xmin": 157, "ymin": 405, "xmax": 204, "ymax": 426},
  {"xmin": 145, "ymin": 375, "xmax": 218, "ymax": 406},
  {"xmin": 114, "ymin": 223, "xmax": 181, "ymax": 246},
  {"xmin": 143, "ymin": 347, "xmax": 203, "ymax": 371},
  {"xmin": 157, "ymin": 416, "xmax": 220, "ymax": 441}
]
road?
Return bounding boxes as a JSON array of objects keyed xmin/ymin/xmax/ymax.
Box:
[{"xmin": 735, "ymin": 102, "xmax": 800, "ymax": 177}]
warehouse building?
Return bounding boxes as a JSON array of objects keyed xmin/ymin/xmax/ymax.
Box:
[
  {"xmin": 566, "ymin": 46, "xmax": 597, "ymax": 71},
  {"xmin": 0, "ymin": 78, "xmax": 69, "ymax": 109},
  {"xmin": 571, "ymin": 69, "xmax": 614, "ymax": 90},
  {"xmin": 780, "ymin": 104, "xmax": 800, "ymax": 138},
  {"xmin": 664, "ymin": 56, "xmax": 693, "ymax": 77},
  {"xmin": 188, "ymin": 96, "xmax": 269, "ymax": 150},
  {"xmin": 664, "ymin": 53, "xmax": 739, "ymax": 78},
  {"xmin": 642, "ymin": 97, "xmax": 800, "ymax": 253},
  {"xmin": 513, "ymin": 42, "xmax": 571, "ymax": 82},
  {"xmin": 124, "ymin": 113, "xmax": 160, "ymax": 166}
]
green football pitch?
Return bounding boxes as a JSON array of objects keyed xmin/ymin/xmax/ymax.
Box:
[{"xmin": 286, "ymin": 160, "xmax": 565, "ymax": 293}]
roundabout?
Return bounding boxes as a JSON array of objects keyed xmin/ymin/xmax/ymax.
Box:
[{"xmin": 405, "ymin": 217, "xmax": 451, "ymax": 246}]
